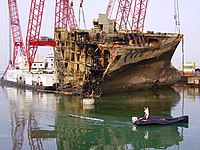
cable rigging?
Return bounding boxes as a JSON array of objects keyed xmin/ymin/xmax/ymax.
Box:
[
  {"xmin": 174, "ymin": 0, "xmax": 184, "ymax": 77},
  {"xmin": 79, "ymin": 0, "xmax": 86, "ymax": 29},
  {"xmin": 174, "ymin": 0, "xmax": 181, "ymax": 33}
]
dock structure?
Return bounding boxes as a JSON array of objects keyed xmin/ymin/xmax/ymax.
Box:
[
  {"xmin": 180, "ymin": 72, "xmax": 200, "ymax": 86},
  {"xmin": 179, "ymin": 62, "xmax": 200, "ymax": 86}
]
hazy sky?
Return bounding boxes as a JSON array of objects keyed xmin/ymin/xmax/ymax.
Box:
[{"xmin": 0, "ymin": 0, "xmax": 199, "ymax": 72}]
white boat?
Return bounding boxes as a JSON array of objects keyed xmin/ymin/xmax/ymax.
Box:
[
  {"xmin": 83, "ymin": 104, "xmax": 94, "ymax": 110},
  {"xmin": 3, "ymin": 53, "xmax": 57, "ymax": 91},
  {"xmin": 83, "ymin": 98, "xmax": 95, "ymax": 105}
]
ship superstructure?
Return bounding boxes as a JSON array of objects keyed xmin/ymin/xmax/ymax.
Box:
[{"xmin": 6, "ymin": 53, "xmax": 57, "ymax": 90}]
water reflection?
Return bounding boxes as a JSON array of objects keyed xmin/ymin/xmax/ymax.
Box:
[
  {"xmin": 55, "ymin": 87, "xmax": 186, "ymax": 149},
  {"xmin": 0, "ymin": 85, "xmax": 191, "ymax": 149},
  {"xmin": 131, "ymin": 125, "xmax": 185, "ymax": 149},
  {"xmin": 55, "ymin": 118, "xmax": 187, "ymax": 150},
  {"xmin": 2, "ymin": 86, "xmax": 57, "ymax": 149}
]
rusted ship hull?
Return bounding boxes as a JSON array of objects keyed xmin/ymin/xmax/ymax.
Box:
[{"xmin": 101, "ymin": 37, "xmax": 181, "ymax": 94}]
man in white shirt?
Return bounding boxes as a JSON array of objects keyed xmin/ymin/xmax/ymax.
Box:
[{"xmin": 144, "ymin": 107, "xmax": 149, "ymax": 120}]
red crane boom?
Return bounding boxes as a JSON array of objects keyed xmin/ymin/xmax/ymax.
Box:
[
  {"xmin": 68, "ymin": 1, "xmax": 78, "ymax": 30},
  {"xmin": 55, "ymin": 0, "xmax": 78, "ymax": 30},
  {"xmin": 8, "ymin": 0, "xmax": 26, "ymax": 62},
  {"xmin": 107, "ymin": 0, "xmax": 148, "ymax": 32},
  {"xmin": 55, "ymin": 0, "xmax": 69, "ymax": 29},
  {"xmin": 26, "ymin": 0, "xmax": 56, "ymax": 70},
  {"xmin": 26, "ymin": 0, "xmax": 45, "ymax": 70},
  {"xmin": 2, "ymin": 0, "xmax": 26, "ymax": 78},
  {"xmin": 115, "ymin": 0, "xmax": 133, "ymax": 30},
  {"xmin": 132, "ymin": 0, "xmax": 149, "ymax": 31}
]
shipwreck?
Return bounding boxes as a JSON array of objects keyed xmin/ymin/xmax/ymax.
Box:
[{"xmin": 54, "ymin": 14, "xmax": 183, "ymax": 97}]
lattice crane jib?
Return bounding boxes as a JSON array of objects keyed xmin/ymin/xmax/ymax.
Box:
[
  {"xmin": 26, "ymin": 0, "xmax": 45, "ymax": 70},
  {"xmin": 68, "ymin": 1, "xmax": 78, "ymax": 30},
  {"xmin": 106, "ymin": 0, "xmax": 148, "ymax": 32},
  {"xmin": 132, "ymin": 0, "xmax": 149, "ymax": 32},
  {"xmin": 2, "ymin": 0, "xmax": 26, "ymax": 79},
  {"xmin": 55, "ymin": 0, "xmax": 78, "ymax": 30},
  {"xmin": 55, "ymin": 0, "xmax": 69, "ymax": 29},
  {"xmin": 115, "ymin": 0, "xmax": 134, "ymax": 30},
  {"xmin": 8, "ymin": 0, "xmax": 26, "ymax": 64}
]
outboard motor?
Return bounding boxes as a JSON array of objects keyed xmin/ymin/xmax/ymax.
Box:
[{"xmin": 132, "ymin": 117, "xmax": 138, "ymax": 123}]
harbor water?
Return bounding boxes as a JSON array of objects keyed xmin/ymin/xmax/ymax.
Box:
[{"xmin": 0, "ymin": 84, "xmax": 200, "ymax": 150}]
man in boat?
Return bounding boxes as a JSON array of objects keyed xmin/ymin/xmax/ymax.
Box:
[
  {"xmin": 132, "ymin": 107, "xmax": 150, "ymax": 123},
  {"xmin": 144, "ymin": 107, "xmax": 149, "ymax": 120}
]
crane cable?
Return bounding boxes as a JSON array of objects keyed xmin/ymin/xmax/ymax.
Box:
[
  {"xmin": 174, "ymin": 0, "xmax": 180, "ymax": 33},
  {"xmin": 174, "ymin": 0, "xmax": 184, "ymax": 76},
  {"xmin": 106, "ymin": 0, "xmax": 116, "ymax": 19},
  {"xmin": 43, "ymin": 0, "xmax": 51, "ymax": 35},
  {"xmin": 79, "ymin": 0, "xmax": 86, "ymax": 29}
]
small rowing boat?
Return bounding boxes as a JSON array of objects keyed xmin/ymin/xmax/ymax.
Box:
[{"xmin": 132, "ymin": 115, "xmax": 189, "ymax": 126}]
